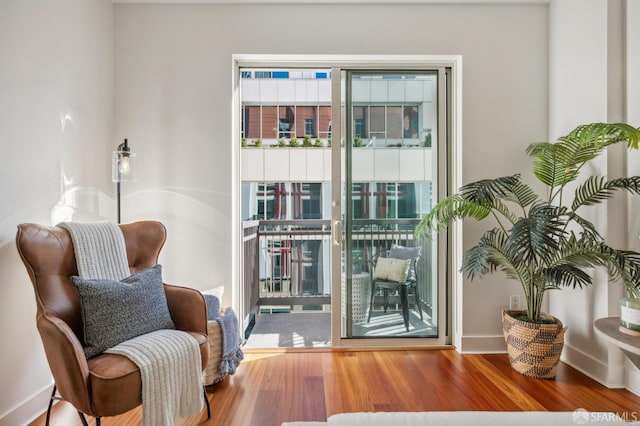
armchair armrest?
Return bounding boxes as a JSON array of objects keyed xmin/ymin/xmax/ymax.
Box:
[
  {"xmin": 37, "ymin": 313, "xmax": 93, "ymax": 414},
  {"xmin": 164, "ymin": 283, "xmax": 208, "ymax": 335}
]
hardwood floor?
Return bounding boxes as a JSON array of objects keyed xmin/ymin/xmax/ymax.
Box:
[{"xmin": 31, "ymin": 349, "xmax": 640, "ymax": 426}]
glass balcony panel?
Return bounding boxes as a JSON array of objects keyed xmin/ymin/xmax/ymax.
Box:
[{"xmin": 343, "ymin": 71, "xmax": 439, "ymax": 339}]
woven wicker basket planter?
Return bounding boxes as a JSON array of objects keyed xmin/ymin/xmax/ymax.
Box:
[{"xmin": 502, "ymin": 310, "xmax": 566, "ymax": 379}]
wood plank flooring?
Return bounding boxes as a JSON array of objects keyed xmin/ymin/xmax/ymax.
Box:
[{"xmin": 31, "ymin": 349, "xmax": 640, "ymax": 426}]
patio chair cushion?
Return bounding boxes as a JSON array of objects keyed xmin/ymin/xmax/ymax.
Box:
[
  {"xmin": 373, "ymin": 257, "xmax": 411, "ymax": 283},
  {"xmin": 72, "ymin": 264, "xmax": 175, "ymax": 358},
  {"xmin": 389, "ymin": 245, "xmax": 421, "ymax": 281}
]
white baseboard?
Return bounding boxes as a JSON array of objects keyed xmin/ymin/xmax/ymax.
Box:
[
  {"xmin": 624, "ymin": 359, "xmax": 640, "ymax": 397},
  {"xmin": 561, "ymin": 343, "xmax": 616, "ymax": 387},
  {"xmin": 560, "ymin": 343, "xmax": 640, "ymax": 397},
  {"xmin": 0, "ymin": 383, "xmax": 53, "ymax": 426},
  {"xmin": 458, "ymin": 334, "xmax": 507, "ymax": 353},
  {"xmin": 459, "ymin": 336, "xmax": 640, "ymax": 397}
]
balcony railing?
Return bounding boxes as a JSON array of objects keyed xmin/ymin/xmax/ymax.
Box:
[{"xmin": 242, "ymin": 218, "xmax": 433, "ymax": 319}]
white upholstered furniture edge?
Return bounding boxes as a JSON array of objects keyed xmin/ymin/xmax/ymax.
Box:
[{"xmin": 281, "ymin": 411, "xmax": 637, "ymax": 426}]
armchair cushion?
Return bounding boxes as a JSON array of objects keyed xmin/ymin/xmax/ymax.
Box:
[
  {"xmin": 373, "ymin": 257, "xmax": 411, "ymax": 283},
  {"xmin": 72, "ymin": 264, "xmax": 175, "ymax": 358}
]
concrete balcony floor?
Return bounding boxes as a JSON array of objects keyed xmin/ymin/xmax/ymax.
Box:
[
  {"xmin": 244, "ymin": 311, "xmax": 331, "ymax": 349},
  {"xmin": 243, "ymin": 308, "xmax": 436, "ymax": 349}
]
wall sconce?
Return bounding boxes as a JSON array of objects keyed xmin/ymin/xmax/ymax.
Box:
[{"xmin": 112, "ymin": 139, "xmax": 136, "ymax": 224}]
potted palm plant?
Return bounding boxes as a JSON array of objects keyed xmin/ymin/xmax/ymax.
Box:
[{"xmin": 415, "ymin": 122, "xmax": 640, "ymax": 379}]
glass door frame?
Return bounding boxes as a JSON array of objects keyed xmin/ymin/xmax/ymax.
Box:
[{"xmin": 232, "ymin": 54, "xmax": 463, "ymax": 349}]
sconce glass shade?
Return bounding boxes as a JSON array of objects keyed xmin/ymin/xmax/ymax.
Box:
[{"xmin": 112, "ymin": 149, "xmax": 136, "ymax": 182}]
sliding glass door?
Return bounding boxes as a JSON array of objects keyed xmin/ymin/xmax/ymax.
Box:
[
  {"xmin": 236, "ymin": 56, "xmax": 454, "ymax": 348},
  {"xmin": 337, "ymin": 69, "xmax": 448, "ymax": 343}
]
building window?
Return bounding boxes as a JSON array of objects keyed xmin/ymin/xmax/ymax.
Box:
[
  {"xmin": 279, "ymin": 106, "xmax": 295, "ymax": 139},
  {"xmin": 305, "ymin": 118, "xmax": 315, "ymax": 137},
  {"xmin": 262, "ymin": 106, "xmax": 277, "ymax": 139},
  {"xmin": 351, "ymin": 104, "xmax": 421, "ymax": 145},
  {"xmin": 369, "ymin": 106, "xmax": 385, "ymax": 140},
  {"xmin": 354, "ymin": 106, "xmax": 368, "ymax": 138},
  {"xmin": 254, "ymin": 71, "xmax": 272, "ymax": 79}
]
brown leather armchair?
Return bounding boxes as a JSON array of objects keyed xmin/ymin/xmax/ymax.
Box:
[{"xmin": 16, "ymin": 221, "xmax": 211, "ymax": 425}]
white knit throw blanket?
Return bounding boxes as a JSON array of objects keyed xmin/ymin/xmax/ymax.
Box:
[
  {"xmin": 60, "ymin": 222, "xmax": 204, "ymax": 425},
  {"xmin": 59, "ymin": 222, "xmax": 131, "ymax": 280},
  {"xmin": 106, "ymin": 330, "xmax": 204, "ymax": 426}
]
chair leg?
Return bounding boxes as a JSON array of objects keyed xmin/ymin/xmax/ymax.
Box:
[
  {"xmin": 47, "ymin": 384, "xmax": 99, "ymax": 426},
  {"xmin": 399, "ymin": 285, "xmax": 410, "ymax": 332},
  {"xmin": 45, "ymin": 385, "xmax": 57, "ymax": 426},
  {"xmin": 203, "ymin": 385, "xmax": 211, "ymax": 419},
  {"xmin": 413, "ymin": 284, "xmax": 423, "ymax": 321},
  {"xmin": 76, "ymin": 411, "xmax": 101, "ymax": 426},
  {"xmin": 77, "ymin": 411, "xmax": 89, "ymax": 426},
  {"xmin": 367, "ymin": 281, "xmax": 377, "ymax": 323},
  {"xmin": 383, "ymin": 289, "xmax": 390, "ymax": 313}
]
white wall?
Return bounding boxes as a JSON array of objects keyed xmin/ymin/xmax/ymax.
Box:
[
  {"xmin": 547, "ymin": 0, "xmax": 609, "ymax": 381},
  {"xmin": 113, "ymin": 1, "xmax": 548, "ymax": 346},
  {"xmin": 11, "ymin": 0, "xmax": 640, "ymax": 422},
  {"xmin": 625, "ymin": 0, "xmax": 640, "ymax": 395},
  {"xmin": 630, "ymin": 1, "xmax": 640, "ymax": 129},
  {"xmin": 0, "ymin": 0, "xmax": 114, "ymax": 424},
  {"xmin": 548, "ymin": 0, "xmax": 640, "ymax": 393}
]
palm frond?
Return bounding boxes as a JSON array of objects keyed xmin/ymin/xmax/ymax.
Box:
[
  {"xmin": 543, "ymin": 264, "xmax": 592, "ymax": 289},
  {"xmin": 526, "ymin": 123, "xmax": 640, "ymax": 188},
  {"xmin": 565, "ymin": 211, "xmax": 602, "ymax": 240},
  {"xmin": 414, "ymin": 194, "xmax": 491, "ymax": 240},
  {"xmin": 499, "ymin": 176, "xmax": 540, "ymax": 208},
  {"xmin": 591, "ymin": 243, "xmax": 640, "ymax": 298},
  {"xmin": 544, "ymin": 235, "xmax": 603, "ymax": 288},
  {"xmin": 554, "ymin": 123, "xmax": 639, "ymax": 167},
  {"xmin": 458, "ymin": 175, "xmax": 520, "ymax": 204},
  {"xmin": 507, "ymin": 202, "xmax": 566, "ymax": 266},
  {"xmin": 415, "ymin": 175, "xmax": 523, "ymax": 240},
  {"xmin": 526, "ymin": 141, "xmax": 579, "ymax": 188},
  {"xmin": 547, "ymin": 236, "xmax": 640, "ymax": 294},
  {"xmin": 492, "ymin": 199, "xmax": 519, "ymax": 225},
  {"xmin": 566, "ymin": 122, "xmax": 640, "ymax": 150},
  {"xmin": 464, "ymin": 175, "xmax": 537, "ymax": 224},
  {"xmin": 572, "ymin": 176, "xmax": 640, "ymax": 211},
  {"xmin": 461, "ymin": 229, "xmax": 532, "ymax": 287},
  {"xmin": 460, "ymin": 243, "xmax": 493, "ymax": 281}
]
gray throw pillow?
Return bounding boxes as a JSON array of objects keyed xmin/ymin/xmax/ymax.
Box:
[
  {"xmin": 388, "ymin": 245, "xmax": 422, "ymax": 282},
  {"xmin": 72, "ymin": 264, "xmax": 175, "ymax": 358}
]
